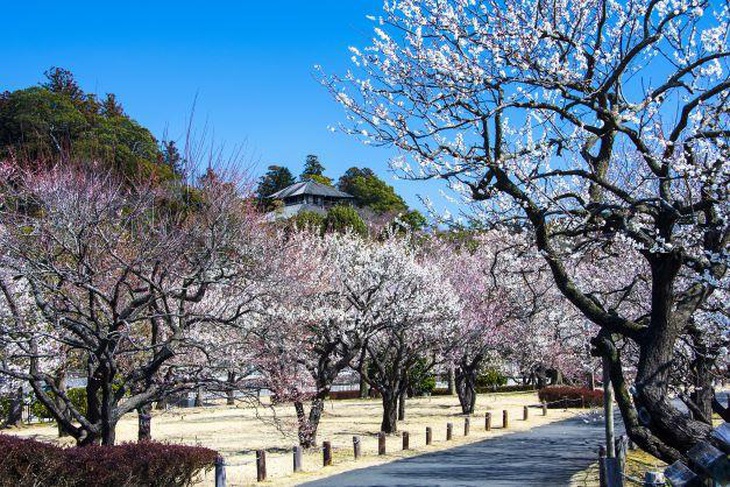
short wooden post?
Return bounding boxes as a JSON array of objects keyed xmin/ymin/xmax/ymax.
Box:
[
  {"xmin": 464, "ymin": 417, "xmax": 470, "ymax": 436},
  {"xmin": 446, "ymin": 422, "xmax": 453, "ymax": 441},
  {"xmin": 485, "ymin": 412, "xmax": 492, "ymax": 431},
  {"xmin": 502, "ymin": 410, "xmax": 509, "ymax": 429},
  {"xmin": 378, "ymin": 432, "xmax": 386, "ymax": 455},
  {"xmin": 426, "ymin": 427, "xmax": 432, "ymax": 445},
  {"xmin": 542, "ymin": 402, "xmax": 548, "ymax": 416},
  {"xmin": 323, "ymin": 441, "xmax": 333, "ymax": 466},
  {"xmin": 293, "ymin": 446, "xmax": 302, "ymax": 473},
  {"xmin": 523, "ymin": 406, "xmax": 529, "ymax": 421},
  {"xmin": 598, "ymin": 445, "xmax": 607, "ymax": 487},
  {"xmin": 402, "ymin": 431, "xmax": 409, "ymax": 450},
  {"xmin": 215, "ymin": 456, "xmax": 227, "ymax": 487},
  {"xmin": 256, "ymin": 450, "xmax": 266, "ymax": 482},
  {"xmin": 353, "ymin": 436, "xmax": 361, "ymax": 459}
]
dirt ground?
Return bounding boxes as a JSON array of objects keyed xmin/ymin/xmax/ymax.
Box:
[{"xmin": 10, "ymin": 391, "xmax": 579, "ymax": 486}]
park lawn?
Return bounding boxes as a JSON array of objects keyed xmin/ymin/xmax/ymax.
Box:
[{"xmin": 9, "ymin": 391, "xmax": 578, "ymax": 486}]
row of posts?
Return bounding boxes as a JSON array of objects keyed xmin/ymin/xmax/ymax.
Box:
[{"xmin": 216, "ymin": 404, "xmax": 548, "ymax": 485}]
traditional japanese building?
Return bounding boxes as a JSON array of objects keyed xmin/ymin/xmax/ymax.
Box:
[{"xmin": 266, "ymin": 180, "xmax": 354, "ymax": 219}]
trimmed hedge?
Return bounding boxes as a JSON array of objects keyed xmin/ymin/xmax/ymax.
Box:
[
  {"xmin": 538, "ymin": 386, "xmax": 604, "ymax": 409},
  {"xmin": 0, "ymin": 434, "xmax": 217, "ymax": 487}
]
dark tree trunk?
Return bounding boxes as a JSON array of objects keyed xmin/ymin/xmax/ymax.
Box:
[
  {"xmin": 4, "ymin": 386, "xmax": 23, "ymax": 428},
  {"xmin": 397, "ymin": 389, "xmax": 407, "ymax": 421},
  {"xmin": 381, "ymin": 392, "xmax": 399, "ymax": 433},
  {"xmin": 226, "ymin": 371, "xmax": 237, "ymax": 406},
  {"xmin": 53, "ymin": 371, "xmax": 70, "ymax": 437},
  {"xmin": 195, "ymin": 387, "xmax": 204, "ymax": 407},
  {"xmin": 294, "ymin": 396, "xmax": 326, "ymax": 449},
  {"xmin": 594, "ymin": 255, "xmax": 713, "ymax": 465},
  {"xmin": 687, "ymin": 337, "xmax": 713, "ymax": 424},
  {"xmin": 137, "ymin": 404, "xmax": 152, "ymax": 442},
  {"xmin": 456, "ymin": 365, "xmax": 478, "ymax": 415}
]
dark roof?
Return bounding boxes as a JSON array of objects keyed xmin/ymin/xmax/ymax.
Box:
[{"xmin": 268, "ymin": 181, "xmax": 353, "ymax": 200}]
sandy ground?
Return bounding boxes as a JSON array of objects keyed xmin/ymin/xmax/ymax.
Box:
[{"xmin": 9, "ymin": 391, "xmax": 579, "ymax": 486}]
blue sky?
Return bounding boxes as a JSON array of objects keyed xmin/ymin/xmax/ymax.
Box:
[{"xmin": 2, "ymin": 1, "xmax": 443, "ymax": 212}]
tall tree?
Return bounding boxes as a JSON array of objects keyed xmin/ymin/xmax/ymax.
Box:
[
  {"xmin": 338, "ymin": 166, "xmax": 407, "ymax": 214},
  {"xmin": 300, "ymin": 154, "xmax": 332, "ymax": 185},
  {"xmin": 329, "ymin": 0, "xmax": 730, "ymax": 463},
  {"xmin": 255, "ymin": 164, "xmax": 295, "ymax": 208}
]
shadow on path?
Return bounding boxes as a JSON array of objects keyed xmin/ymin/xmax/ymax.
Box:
[{"xmin": 300, "ymin": 413, "xmax": 623, "ymax": 487}]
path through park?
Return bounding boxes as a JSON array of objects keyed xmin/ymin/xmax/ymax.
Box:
[{"xmin": 301, "ymin": 413, "xmax": 619, "ymax": 487}]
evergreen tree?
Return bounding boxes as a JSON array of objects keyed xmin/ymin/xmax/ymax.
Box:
[
  {"xmin": 300, "ymin": 154, "xmax": 332, "ymax": 185},
  {"xmin": 337, "ymin": 166, "xmax": 408, "ymax": 214},
  {"xmin": 0, "ymin": 68, "xmax": 171, "ymax": 182},
  {"xmin": 256, "ymin": 165, "xmax": 295, "ymax": 209}
]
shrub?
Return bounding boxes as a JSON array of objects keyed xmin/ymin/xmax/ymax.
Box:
[
  {"xmin": 538, "ymin": 386, "xmax": 604, "ymax": 409},
  {"xmin": 30, "ymin": 387, "xmax": 88, "ymax": 419},
  {"xmin": 476, "ymin": 368, "xmax": 508, "ymax": 389},
  {"xmin": 0, "ymin": 434, "xmax": 217, "ymax": 487}
]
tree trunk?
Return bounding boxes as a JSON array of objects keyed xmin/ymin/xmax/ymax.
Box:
[
  {"xmin": 456, "ymin": 366, "xmax": 478, "ymax": 415},
  {"xmin": 688, "ymin": 338, "xmax": 713, "ymax": 424},
  {"xmin": 53, "ymin": 371, "xmax": 70, "ymax": 437},
  {"xmin": 447, "ymin": 367, "xmax": 457, "ymax": 395},
  {"xmin": 398, "ymin": 389, "xmax": 407, "ymax": 421},
  {"xmin": 101, "ymin": 419, "xmax": 117, "ymax": 446},
  {"xmin": 137, "ymin": 404, "xmax": 152, "ymax": 442},
  {"xmin": 195, "ymin": 387, "xmax": 204, "ymax": 407},
  {"xmin": 630, "ymin": 258, "xmax": 712, "ymax": 460},
  {"xmin": 359, "ymin": 370, "xmax": 369, "ymax": 399},
  {"xmin": 294, "ymin": 397, "xmax": 326, "ymax": 449},
  {"xmin": 4, "ymin": 386, "xmax": 23, "ymax": 428},
  {"xmin": 381, "ymin": 392, "xmax": 399, "ymax": 433},
  {"xmin": 226, "ymin": 371, "xmax": 237, "ymax": 406}
]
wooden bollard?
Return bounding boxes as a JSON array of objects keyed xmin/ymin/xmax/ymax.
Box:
[
  {"xmin": 485, "ymin": 412, "xmax": 492, "ymax": 431},
  {"xmin": 378, "ymin": 432, "xmax": 386, "ymax": 455},
  {"xmin": 503, "ymin": 410, "xmax": 509, "ymax": 429},
  {"xmin": 353, "ymin": 436, "xmax": 361, "ymax": 459},
  {"xmin": 215, "ymin": 456, "xmax": 227, "ymax": 487},
  {"xmin": 293, "ymin": 446, "xmax": 302, "ymax": 473},
  {"xmin": 323, "ymin": 441, "xmax": 333, "ymax": 466},
  {"xmin": 426, "ymin": 427, "xmax": 432, "ymax": 445},
  {"xmin": 402, "ymin": 431, "xmax": 409, "ymax": 450},
  {"xmin": 464, "ymin": 417, "xmax": 470, "ymax": 436},
  {"xmin": 542, "ymin": 402, "xmax": 547, "ymax": 416},
  {"xmin": 598, "ymin": 445, "xmax": 607, "ymax": 487},
  {"xmin": 523, "ymin": 406, "xmax": 529, "ymax": 421},
  {"xmin": 256, "ymin": 450, "xmax": 266, "ymax": 482},
  {"xmin": 446, "ymin": 422, "xmax": 453, "ymax": 441}
]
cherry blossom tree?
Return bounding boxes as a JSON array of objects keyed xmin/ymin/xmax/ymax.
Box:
[
  {"xmin": 350, "ymin": 235, "xmax": 460, "ymax": 433},
  {"xmin": 0, "ymin": 164, "xmax": 263, "ymax": 446},
  {"xmin": 328, "ymin": 0, "xmax": 729, "ymax": 461}
]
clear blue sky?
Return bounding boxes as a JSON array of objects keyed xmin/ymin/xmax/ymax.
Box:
[{"xmin": 2, "ymin": 0, "xmax": 444, "ymax": 213}]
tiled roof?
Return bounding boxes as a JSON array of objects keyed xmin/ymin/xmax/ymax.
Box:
[{"xmin": 268, "ymin": 181, "xmax": 353, "ymax": 199}]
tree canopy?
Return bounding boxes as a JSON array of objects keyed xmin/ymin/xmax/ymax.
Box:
[
  {"xmin": 255, "ymin": 164, "xmax": 295, "ymax": 209},
  {"xmin": 0, "ymin": 67, "xmax": 176, "ymax": 183},
  {"xmin": 299, "ymin": 154, "xmax": 333, "ymax": 186}
]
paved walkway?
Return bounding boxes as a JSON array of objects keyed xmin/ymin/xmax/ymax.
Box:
[{"xmin": 301, "ymin": 414, "xmax": 619, "ymax": 487}]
